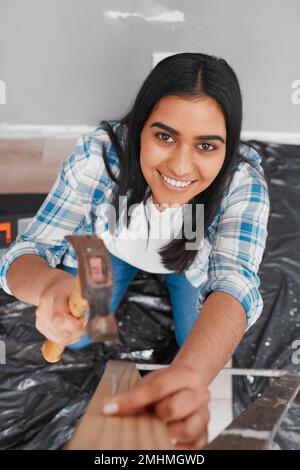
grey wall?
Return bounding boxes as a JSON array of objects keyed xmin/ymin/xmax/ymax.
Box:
[{"xmin": 0, "ymin": 0, "xmax": 299, "ymax": 132}]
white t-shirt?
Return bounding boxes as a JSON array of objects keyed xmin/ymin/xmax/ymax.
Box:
[{"xmin": 100, "ymin": 194, "xmax": 184, "ymax": 273}]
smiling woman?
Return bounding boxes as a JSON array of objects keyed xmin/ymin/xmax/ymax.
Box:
[
  {"xmin": 98, "ymin": 52, "xmax": 266, "ymax": 273},
  {"xmin": 0, "ymin": 52, "xmax": 270, "ymax": 449}
]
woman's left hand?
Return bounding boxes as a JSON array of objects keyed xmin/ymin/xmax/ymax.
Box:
[{"xmin": 100, "ymin": 363, "xmax": 211, "ymax": 449}]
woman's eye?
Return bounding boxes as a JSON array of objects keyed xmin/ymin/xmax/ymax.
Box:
[
  {"xmin": 198, "ymin": 143, "xmax": 215, "ymax": 152},
  {"xmin": 155, "ymin": 133, "xmax": 216, "ymax": 152},
  {"xmin": 156, "ymin": 132, "xmax": 174, "ymax": 143}
]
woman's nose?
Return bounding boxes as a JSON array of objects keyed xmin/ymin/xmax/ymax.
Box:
[{"xmin": 167, "ymin": 148, "xmax": 195, "ymax": 178}]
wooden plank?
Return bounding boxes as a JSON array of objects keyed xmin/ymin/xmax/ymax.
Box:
[
  {"xmin": 65, "ymin": 360, "xmax": 179, "ymax": 450},
  {"xmin": 205, "ymin": 374, "xmax": 300, "ymax": 450}
]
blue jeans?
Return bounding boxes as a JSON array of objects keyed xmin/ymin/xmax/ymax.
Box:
[{"xmin": 64, "ymin": 251, "xmax": 200, "ymax": 348}]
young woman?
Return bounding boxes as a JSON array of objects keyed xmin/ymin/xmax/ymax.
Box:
[{"xmin": 0, "ymin": 53, "xmax": 270, "ymax": 448}]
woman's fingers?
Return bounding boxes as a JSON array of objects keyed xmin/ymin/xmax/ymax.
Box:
[
  {"xmin": 36, "ymin": 315, "xmax": 62, "ymax": 344},
  {"xmin": 36, "ymin": 304, "xmax": 87, "ymax": 345},
  {"xmin": 99, "ymin": 364, "xmax": 211, "ymax": 448},
  {"xmin": 52, "ymin": 311, "xmax": 86, "ymax": 334},
  {"xmin": 37, "ymin": 318, "xmax": 86, "ymax": 345},
  {"xmin": 35, "ymin": 276, "xmax": 88, "ymax": 345},
  {"xmin": 101, "ymin": 365, "xmax": 204, "ymax": 416},
  {"xmin": 56, "ymin": 294, "xmax": 87, "ymax": 329},
  {"xmin": 167, "ymin": 409, "xmax": 210, "ymax": 448},
  {"xmin": 154, "ymin": 388, "xmax": 208, "ymax": 423}
]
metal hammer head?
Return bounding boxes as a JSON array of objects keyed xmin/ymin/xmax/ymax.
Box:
[{"xmin": 65, "ymin": 234, "xmax": 119, "ymax": 342}]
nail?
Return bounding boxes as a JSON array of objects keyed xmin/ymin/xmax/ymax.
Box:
[
  {"xmin": 170, "ymin": 437, "xmax": 178, "ymax": 446},
  {"xmin": 102, "ymin": 402, "xmax": 119, "ymax": 415}
]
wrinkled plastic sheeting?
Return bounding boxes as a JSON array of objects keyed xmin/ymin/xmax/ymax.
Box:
[
  {"xmin": 232, "ymin": 141, "xmax": 300, "ymax": 450},
  {"xmin": 0, "ymin": 271, "xmax": 179, "ymax": 449}
]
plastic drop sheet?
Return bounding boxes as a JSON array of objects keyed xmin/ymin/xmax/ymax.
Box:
[
  {"xmin": 0, "ymin": 272, "xmax": 178, "ymax": 449},
  {"xmin": 232, "ymin": 141, "xmax": 300, "ymax": 450},
  {"xmin": 0, "ymin": 141, "xmax": 299, "ymax": 449}
]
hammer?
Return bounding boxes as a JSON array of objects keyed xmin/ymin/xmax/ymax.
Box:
[{"xmin": 42, "ymin": 234, "xmax": 119, "ymax": 363}]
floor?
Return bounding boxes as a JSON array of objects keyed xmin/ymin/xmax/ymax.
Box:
[{"xmin": 0, "ymin": 137, "xmax": 77, "ymax": 193}]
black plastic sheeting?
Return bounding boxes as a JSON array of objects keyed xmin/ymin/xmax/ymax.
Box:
[
  {"xmin": 0, "ymin": 140, "xmax": 299, "ymax": 449},
  {"xmin": 233, "ymin": 141, "xmax": 300, "ymax": 450},
  {"xmin": 0, "ymin": 272, "xmax": 179, "ymax": 449}
]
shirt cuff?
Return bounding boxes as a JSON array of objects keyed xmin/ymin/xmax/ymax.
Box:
[
  {"xmin": 0, "ymin": 240, "xmax": 57, "ymax": 296},
  {"xmin": 196, "ymin": 271, "xmax": 264, "ymax": 332}
]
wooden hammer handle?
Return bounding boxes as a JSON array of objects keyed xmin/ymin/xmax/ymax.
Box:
[{"xmin": 42, "ymin": 276, "xmax": 89, "ymax": 363}]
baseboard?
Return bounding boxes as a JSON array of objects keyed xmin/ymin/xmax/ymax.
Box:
[{"xmin": 241, "ymin": 131, "xmax": 300, "ymax": 145}]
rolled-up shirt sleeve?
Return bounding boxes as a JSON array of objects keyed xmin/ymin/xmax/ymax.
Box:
[
  {"xmin": 0, "ymin": 133, "xmax": 110, "ymax": 296},
  {"xmin": 196, "ymin": 163, "xmax": 270, "ymax": 331}
]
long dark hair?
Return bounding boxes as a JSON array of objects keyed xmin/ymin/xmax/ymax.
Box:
[{"xmin": 96, "ymin": 52, "xmax": 269, "ymax": 272}]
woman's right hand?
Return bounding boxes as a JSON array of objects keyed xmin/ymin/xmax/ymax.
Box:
[{"xmin": 35, "ymin": 277, "xmax": 87, "ymax": 345}]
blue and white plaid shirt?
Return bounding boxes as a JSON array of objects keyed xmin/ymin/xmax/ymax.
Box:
[{"xmin": 0, "ymin": 121, "xmax": 270, "ymax": 332}]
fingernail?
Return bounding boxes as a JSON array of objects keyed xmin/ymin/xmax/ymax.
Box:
[
  {"xmin": 83, "ymin": 318, "xmax": 88, "ymax": 326},
  {"xmin": 170, "ymin": 437, "xmax": 178, "ymax": 446},
  {"xmin": 102, "ymin": 402, "xmax": 119, "ymax": 415}
]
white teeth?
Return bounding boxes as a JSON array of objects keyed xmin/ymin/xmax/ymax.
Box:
[{"xmin": 160, "ymin": 172, "xmax": 192, "ymax": 188}]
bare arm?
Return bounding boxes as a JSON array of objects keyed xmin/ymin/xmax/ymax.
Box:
[
  {"xmin": 172, "ymin": 290, "xmax": 247, "ymax": 386},
  {"xmin": 99, "ymin": 290, "xmax": 245, "ymax": 448},
  {"xmin": 7, "ymin": 254, "xmax": 73, "ymax": 306}
]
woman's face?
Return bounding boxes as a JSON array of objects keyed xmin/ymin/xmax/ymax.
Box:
[{"xmin": 140, "ymin": 95, "xmax": 227, "ymax": 208}]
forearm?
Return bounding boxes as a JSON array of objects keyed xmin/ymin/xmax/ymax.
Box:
[
  {"xmin": 172, "ymin": 291, "xmax": 247, "ymax": 386},
  {"xmin": 7, "ymin": 254, "xmax": 73, "ymax": 306}
]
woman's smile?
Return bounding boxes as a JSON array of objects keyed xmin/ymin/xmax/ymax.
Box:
[{"xmin": 156, "ymin": 169, "xmax": 197, "ymax": 192}]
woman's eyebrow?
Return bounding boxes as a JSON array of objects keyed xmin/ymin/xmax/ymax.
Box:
[{"xmin": 150, "ymin": 121, "xmax": 225, "ymax": 144}]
